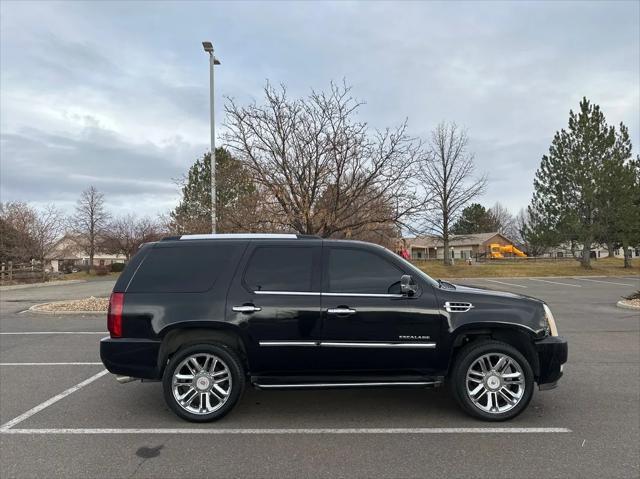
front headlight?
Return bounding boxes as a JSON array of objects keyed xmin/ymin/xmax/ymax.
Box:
[{"xmin": 543, "ymin": 304, "xmax": 559, "ymax": 336}]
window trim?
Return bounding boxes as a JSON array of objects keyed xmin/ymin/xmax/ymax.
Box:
[
  {"xmin": 252, "ymin": 291, "xmax": 403, "ymax": 298},
  {"xmin": 254, "ymin": 291, "xmax": 320, "ymax": 296}
]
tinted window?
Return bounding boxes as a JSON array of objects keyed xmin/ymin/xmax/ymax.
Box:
[
  {"xmin": 244, "ymin": 246, "xmax": 314, "ymax": 292},
  {"xmin": 328, "ymin": 248, "xmax": 402, "ymax": 294},
  {"xmin": 128, "ymin": 244, "xmax": 237, "ymax": 293}
]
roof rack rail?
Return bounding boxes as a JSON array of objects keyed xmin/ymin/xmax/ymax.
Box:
[{"xmin": 161, "ymin": 233, "xmax": 322, "ymax": 241}]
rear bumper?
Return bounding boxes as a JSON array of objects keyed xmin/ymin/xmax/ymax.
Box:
[
  {"xmin": 100, "ymin": 337, "xmax": 162, "ymax": 380},
  {"xmin": 535, "ymin": 336, "xmax": 568, "ymax": 387}
]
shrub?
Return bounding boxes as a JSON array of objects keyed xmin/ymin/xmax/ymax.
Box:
[
  {"xmin": 110, "ymin": 262, "xmax": 126, "ymax": 273},
  {"xmin": 95, "ymin": 265, "xmax": 108, "ymax": 276}
]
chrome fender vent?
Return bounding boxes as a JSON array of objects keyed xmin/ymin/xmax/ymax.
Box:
[{"xmin": 444, "ymin": 301, "xmax": 474, "ymax": 313}]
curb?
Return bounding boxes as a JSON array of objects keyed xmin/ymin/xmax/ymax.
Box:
[
  {"xmin": 27, "ymin": 299, "xmax": 106, "ymax": 315},
  {"xmin": 0, "ymin": 280, "xmax": 86, "ymax": 291},
  {"xmin": 25, "ymin": 308, "xmax": 105, "ymax": 315},
  {"xmin": 616, "ymin": 300, "xmax": 640, "ymax": 311}
]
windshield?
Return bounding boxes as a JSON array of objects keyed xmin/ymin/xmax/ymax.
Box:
[{"xmin": 394, "ymin": 254, "xmax": 440, "ymax": 288}]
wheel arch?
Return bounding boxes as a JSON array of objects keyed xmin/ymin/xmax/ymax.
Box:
[
  {"xmin": 448, "ymin": 323, "xmax": 541, "ymax": 379},
  {"xmin": 158, "ymin": 323, "xmax": 250, "ymax": 375}
]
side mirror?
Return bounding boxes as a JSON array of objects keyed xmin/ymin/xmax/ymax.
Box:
[{"xmin": 400, "ymin": 274, "xmax": 417, "ymax": 296}]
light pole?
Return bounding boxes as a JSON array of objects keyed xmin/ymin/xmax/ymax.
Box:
[{"xmin": 202, "ymin": 41, "xmax": 221, "ymax": 233}]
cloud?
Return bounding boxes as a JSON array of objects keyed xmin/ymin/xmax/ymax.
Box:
[
  {"xmin": 0, "ymin": 126, "xmax": 202, "ymax": 216},
  {"xmin": 1, "ymin": 0, "xmax": 638, "ymax": 219}
]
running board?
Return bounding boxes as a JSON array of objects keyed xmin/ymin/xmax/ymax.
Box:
[{"xmin": 252, "ymin": 379, "xmax": 442, "ymax": 390}]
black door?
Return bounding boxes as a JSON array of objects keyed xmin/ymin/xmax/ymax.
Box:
[
  {"xmin": 226, "ymin": 240, "xmax": 323, "ymax": 374},
  {"xmin": 320, "ymin": 245, "xmax": 443, "ymax": 376}
]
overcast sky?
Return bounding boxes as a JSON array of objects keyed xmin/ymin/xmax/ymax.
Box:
[{"xmin": 1, "ymin": 0, "xmax": 638, "ymax": 219}]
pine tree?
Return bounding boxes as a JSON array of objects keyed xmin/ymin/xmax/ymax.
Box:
[
  {"xmin": 451, "ymin": 203, "xmax": 498, "ymax": 234},
  {"xmin": 529, "ymin": 98, "xmax": 618, "ymax": 268},
  {"xmin": 169, "ymin": 148, "xmax": 257, "ymax": 234}
]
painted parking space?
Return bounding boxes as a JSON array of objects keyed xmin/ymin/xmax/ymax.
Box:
[
  {"xmin": 0, "ymin": 363, "xmax": 572, "ymax": 434},
  {"xmin": 0, "ymin": 276, "xmax": 638, "ymax": 478},
  {"xmin": 572, "ymin": 277, "xmax": 640, "ymax": 287},
  {"xmin": 0, "ymin": 364, "xmax": 105, "ymax": 427},
  {"xmin": 482, "ymin": 278, "xmax": 528, "ymax": 288},
  {"xmin": 0, "ymin": 332, "xmax": 104, "ymax": 364},
  {"xmin": 527, "ymin": 278, "xmax": 582, "ymax": 287},
  {"xmin": 461, "ymin": 276, "xmax": 639, "ymax": 291}
]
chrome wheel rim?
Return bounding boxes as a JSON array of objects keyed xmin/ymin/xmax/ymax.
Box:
[
  {"xmin": 172, "ymin": 353, "xmax": 232, "ymax": 415},
  {"xmin": 465, "ymin": 352, "xmax": 525, "ymax": 414}
]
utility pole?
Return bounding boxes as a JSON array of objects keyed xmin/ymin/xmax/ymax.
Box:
[{"xmin": 202, "ymin": 41, "xmax": 221, "ymax": 233}]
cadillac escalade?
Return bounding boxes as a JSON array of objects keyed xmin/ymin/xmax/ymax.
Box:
[{"xmin": 100, "ymin": 234, "xmax": 567, "ymax": 422}]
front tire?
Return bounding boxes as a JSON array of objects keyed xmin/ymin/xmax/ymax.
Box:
[
  {"xmin": 162, "ymin": 343, "xmax": 245, "ymax": 422},
  {"xmin": 450, "ymin": 340, "xmax": 534, "ymax": 421}
]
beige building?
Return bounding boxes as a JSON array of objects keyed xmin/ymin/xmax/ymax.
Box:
[
  {"xmin": 46, "ymin": 235, "xmax": 126, "ymax": 272},
  {"xmin": 544, "ymin": 243, "xmax": 640, "ymax": 260},
  {"xmin": 400, "ymin": 232, "xmax": 516, "ymax": 261}
]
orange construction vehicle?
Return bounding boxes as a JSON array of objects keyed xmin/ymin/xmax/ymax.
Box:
[{"xmin": 489, "ymin": 243, "xmax": 527, "ymax": 259}]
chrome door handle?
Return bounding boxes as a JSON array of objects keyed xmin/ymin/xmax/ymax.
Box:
[
  {"xmin": 232, "ymin": 305, "xmax": 262, "ymax": 313},
  {"xmin": 327, "ymin": 308, "xmax": 356, "ymax": 315}
]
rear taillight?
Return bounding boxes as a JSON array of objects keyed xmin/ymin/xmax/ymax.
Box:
[{"xmin": 107, "ymin": 292, "xmax": 124, "ymax": 337}]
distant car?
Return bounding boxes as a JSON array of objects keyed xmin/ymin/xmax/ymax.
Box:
[{"xmin": 100, "ymin": 234, "xmax": 567, "ymax": 422}]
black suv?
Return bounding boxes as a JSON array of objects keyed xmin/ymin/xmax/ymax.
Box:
[{"xmin": 100, "ymin": 234, "xmax": 567, "ymax": 422}]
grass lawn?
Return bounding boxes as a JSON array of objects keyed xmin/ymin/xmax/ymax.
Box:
[
  {"xmin": 415, "ymin": 257, "xmax": 640, "ymax": 279},
  {"xmin": 61, "ymin": 271, "xmax": 121, "ymax": 281}
]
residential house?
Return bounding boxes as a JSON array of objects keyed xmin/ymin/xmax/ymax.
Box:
[
  {"xmin": 46, "ymin": 235, "xmax": 126, "ymax": 272},
  {"xmin": 398, "ymin": 232, "xmax": 516, "ymax": 261}
]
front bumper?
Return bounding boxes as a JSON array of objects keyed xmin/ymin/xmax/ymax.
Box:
[
  {"xmin": 100, "ymin": 337, "xmax": 162, "ymax": 380},
  {"xmin": 535, "ymin": 336, "xmax": 568, "ymax": 388}
]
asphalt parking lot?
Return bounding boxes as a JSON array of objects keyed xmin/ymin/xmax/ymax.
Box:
[{"xmin": 1, "ymin": 276, "xmax": 639, "ymax": 478}]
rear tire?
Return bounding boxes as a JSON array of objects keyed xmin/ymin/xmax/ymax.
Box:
[
  {"xmin": 162, "ymin": 343, "xmax": 245, "ymax": 422},
  {"xmin": 450, "ymin": 339, "xmax": 534, "ymax": 421}
]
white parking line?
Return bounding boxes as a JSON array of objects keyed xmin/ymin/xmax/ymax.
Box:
[
  {"xmin": 0, "ymin": 332, "xmax": 106, "ymax": 335},
  {"xmin": 0, "ymin": 427, "xmax": 571, "ymax": 435},
  {"xmin": 573, "ymin": 278, "xmax": 636, "ymax": 287},
  {"xmin": 0, "ymin": 362, "xmax": 103, "ymax": 366},
  {"xmin": 0, "ymin": 369, "xmax": 108, "ymax": 432},
  {"xmin": 483, "ymin": 279, "xmax": 527, "ymax": 288},
  {"xmin": 528, "ymin": 278, "xmax": 581, "ymax": 287}
]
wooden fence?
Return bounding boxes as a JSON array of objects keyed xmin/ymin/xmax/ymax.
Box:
[{"xmin": 1, "ymin": 261, "xmax": 47, "ymax": 284}]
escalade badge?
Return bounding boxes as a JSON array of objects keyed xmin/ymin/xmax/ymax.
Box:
[{"xmin": 399, "ymin": 335, "xmax": 430, "ymax": 340}]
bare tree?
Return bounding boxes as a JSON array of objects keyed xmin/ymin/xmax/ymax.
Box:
[
  {"xmin": 489, "ymin": 202, "xmax": 518, "ymax": 241},
  {"xmin": 0, "ymin": 202, "xmax": 62, "ymax": 274},
  {"xmin": 31, "ymin": 205, "xmax": 64, "ymax": 278},
  {"xmin": 69, "ymin": 186, "xmax": 110, "ymax": 271},
  {"xmin": 0, "ymin": 202, "xmax": 36, "ymax": 262},
  {"xmin": 223, "ymin": 82, "xmax": 423, "ymax": 237},
  {"xmin": 416, "ymin": 122, "xmax": 487, "ymax": 265},
  {"xmin": 102, "ymin": 214, "xmax": 164, "ymax": 260}
]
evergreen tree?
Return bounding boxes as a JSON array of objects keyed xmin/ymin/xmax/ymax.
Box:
[
  {"xmin": 597, "ymin": 125, "xmax": 638, "ymax": 267},
  {"xmin": 451, "ymin": 203, "xmax": 498, "ymax": 234},
  {"xmin": 170, "ymin": 148, "xmax": 257, "ymax": 234},
  {"xmin": 529, "ymin": 98, "xmax": 620, "ymax": 268},
  {"xmin": 628, "ymin": 156, "xmax": 640, "ymax": 267},
  {"xmin": 521, "ymin": 201, "xmax": 561, "ymax": 256}
]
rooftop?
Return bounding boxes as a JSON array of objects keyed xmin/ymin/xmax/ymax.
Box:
[{"xmin": 404, "ymin": 232, "xmax": 508, "ymax": 248}]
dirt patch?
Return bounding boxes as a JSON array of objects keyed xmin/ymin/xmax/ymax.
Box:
[{"xmin": 30, "ymin": 296, "xmax": 108, "ymax": 313}]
